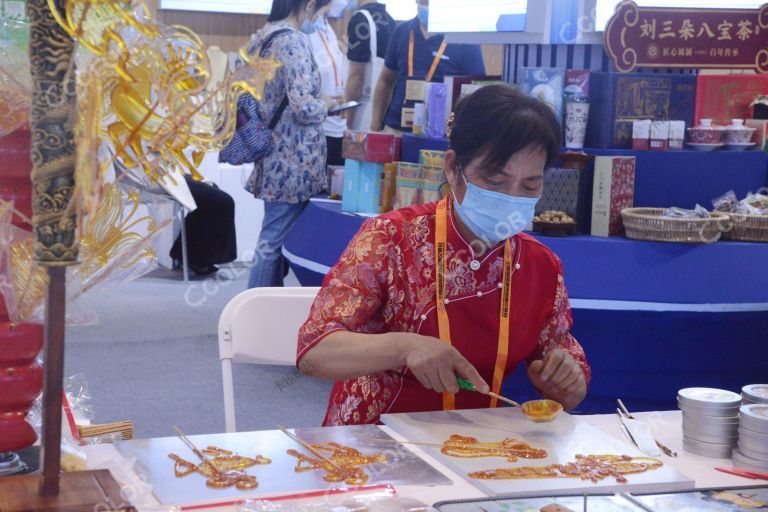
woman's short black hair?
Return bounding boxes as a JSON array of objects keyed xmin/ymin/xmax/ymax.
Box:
[
  {"xmin": 268, "ymin": 0, "xmax": 332, "ymax": 22},
  {"xmin": 449, "ymin": 84, "xmax": 562, "ymax": 174}
]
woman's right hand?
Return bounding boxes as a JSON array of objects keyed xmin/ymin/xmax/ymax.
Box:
[{"xmin": 399, "ymin": 334, "xmax": 489, "ymax": 395}]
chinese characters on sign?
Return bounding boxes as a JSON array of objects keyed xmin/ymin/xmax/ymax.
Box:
[{"xmin": 604, "ymin": 0, "xmax": 768, "ymax": 73}]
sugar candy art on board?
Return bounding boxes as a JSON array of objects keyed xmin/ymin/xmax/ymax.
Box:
[{"xmin": 470, "ymin": 454, "xmax": 663, "ymax": 485}]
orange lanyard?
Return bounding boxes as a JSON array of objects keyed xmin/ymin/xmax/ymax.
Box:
[
  {"xmin": 408, "ymin": 30, "xmax": 447, "ymax": 82},
  {"xmin": 318, "ymin": 28, "xmax": 340, "ymax": 89},
  {"xmin": 435, "ymin": 198, "xmax": 514, "ymax": 410}
]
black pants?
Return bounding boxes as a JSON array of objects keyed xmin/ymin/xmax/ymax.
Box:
[
  {"xmin": 170, "ymin": 176, "xmax": 237, "ymax": 269},
  {"xmin": 326, "ymin": 136, "xmax": 344, "ymax": 167}
]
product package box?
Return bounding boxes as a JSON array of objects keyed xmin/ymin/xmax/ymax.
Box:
[
  {"xmin": 365, "ymin": 133, "xmax": 401, "ymax": 163},
  {"xmin": 649, "ymin": 121, "xmax": 670, "ymax": 151},
  {"xmin": 746, "ymin": 119, "xmax": 768, "ymax": 152},
  {"xmin": 380, "ymin": 163, "xmax": 398, "ymax": 213},
  {"xmin": 341, "ymin": 131, "xmax": 367, "ymax": 161},
  {"xmin": 564, "ymin": 69, "xmax": 590, "ymax": 100},
  {"xmin": 342, "ymin": 159, "xmax": 362, "ymax": 212},
  {"xmin": 401, "ymin": 134, "xmax": 450, "ymax": 163},
  {"xmin": 419, "ymin": 150, "xmax": 446, "ymax": 168},
  {"xmin": 587, "ymin": 72, "xmax": 696, "ymax": 149},
  {"xmin": 591, "ymin": 156, "xmax": 636, "ymax": 237},
  {"xmin": 425, "ymin": 83, "xmax": 448, "ymax": 139},
  {"xmin": 395, "ymin": 163, "xmax": 423, "ymax": 209},
  {"xmin": 694, "ymin": 75, "xmax": 768, "ymax": 126},
  {"xmin": 420, "ymin": 167, "xmax": 445, "ymax": 204},
  {"xmin": 536, "ymin": 167, "xmax": 594, "ymax": 234},
  {"xmin": 327, "ymin": 165, "xmax": 344, "ymax": 197},
  {"xmin": 357, "ymin": 162, "xmax": 385, "ymax": 214},
  {"xmin": 521, "ymin": 68, "xmax": 565, "ymax": 124},
  {"xmin": 444, "ymin": 75, "xmax": 503, "ymax": 114}
]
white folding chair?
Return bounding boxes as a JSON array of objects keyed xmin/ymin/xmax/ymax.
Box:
[{"xmin": 218, "ymin": 286, "xmax": 320, "ymax": 432}]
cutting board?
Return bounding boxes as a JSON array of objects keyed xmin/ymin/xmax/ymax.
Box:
[
  {"xmin": 116, "ymin": 425, "xmax": 451, "ymax": 505},
  {"xmin": 381, "ymin": 408, "xmax": 694, "ymax": 497}
]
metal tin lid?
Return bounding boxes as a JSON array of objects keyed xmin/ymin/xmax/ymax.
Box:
[
  {"xmin": 733, "ymin": 448, "xmax": 768, "ymax": 471},
  {"xmin": 683, "ymin": 438, "xmax": 734, "ymax": 458},
  {"xmin": 739, "ymin": 426, "xmax": 768, "ymax": 441},
  {"xmin": 682, "ymin": 411, "xmax": 740, "ymax": 424},
  {"xmin": 739, "ymin": 435, "xmax": 768, "ymax": 459},
  {"xmin": 678, "ymin": 388, "xmax": 742, "ymax": 408},
  {"xmin": 741, "ymin": 404, "xmax": 768, "ymax": 423},
  {"xmin": 683, "ymin": 421, "xmax": 740, "ymax": 437},
  {"xmin": 683, "ymin": 430, "xmax": 738, "ymax": 445},
  {"xmin": 743, "ymin": 384, "xmax": 768, "ymax": 403},
  {"xmin": 740, "ymin": 416, "xmax": 768, "ymax": 435},
  {"xmin": 678, "ymin": 399, "xmax": 740, "ymax": 418}
]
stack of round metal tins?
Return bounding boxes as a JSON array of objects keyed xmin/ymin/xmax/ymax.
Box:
[
  {"xmin": 742, "ymin": 384, "xmax": 768, "ymax": 405},
  {"xmin": 678, "ymin": 387, "xmax": 741, "ymax": 458},
  {"xmin": 733, "ymin": 404, "xmax": 768, "ymax": 472}
]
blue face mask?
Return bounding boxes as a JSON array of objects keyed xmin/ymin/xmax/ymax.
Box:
[
  {"xmin": 453, "ymin": 173, "xmax": 540, "ymax": 243},
  {"xmin": 417, "ymin": 5, "xmax": 429, "ymax": 27},
  {"xmin": 346, "ymin": 0, "xmax": 359, "ymax": 11},
  {"xmin": 300, "ymin": 15, "xmax": 322, "ymax": 34}
]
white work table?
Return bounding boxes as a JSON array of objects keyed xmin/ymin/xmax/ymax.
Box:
[{"xmin": 83, "ymin": 411, "xmax": 755, "ymax": 511}]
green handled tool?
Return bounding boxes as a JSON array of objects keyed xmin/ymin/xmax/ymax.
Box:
[{"xmin": 456, "ymin": 377, "xmax": 522, "ymax": 408}]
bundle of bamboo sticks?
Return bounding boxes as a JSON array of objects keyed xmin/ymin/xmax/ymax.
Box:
[{"xmin": 77, "ymin": 421, "xmax": 134, "ymax": 441}]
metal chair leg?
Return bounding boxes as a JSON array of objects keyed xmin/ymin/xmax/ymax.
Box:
[{"xmin": 180, "ymin": 207, "xmax": 189, "ymax": 282}]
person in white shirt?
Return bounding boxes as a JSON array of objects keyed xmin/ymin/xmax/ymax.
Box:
[{"xmin": 308, "ymin": 4, "xmax": 349, "ymax": 166}]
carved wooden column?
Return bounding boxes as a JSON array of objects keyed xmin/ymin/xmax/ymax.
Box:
[{"xmin": 27, "ymin": 0, "xmax": 77, "ymax": 498}]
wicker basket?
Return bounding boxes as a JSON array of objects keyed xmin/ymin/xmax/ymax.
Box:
[
  {"xmin": 621, "ymin": 208, "xmax": 730, "ymax": 243},
  {"xmin": 722, "ymin": 212, "xmax": 768, "ymax": 242}
]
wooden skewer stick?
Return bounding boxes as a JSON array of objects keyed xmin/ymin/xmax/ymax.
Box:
[
  {"xmin": 487, "ymin": 391, "xmax": 522, "ymax": 409},
  {"xmin": 277, "ymin": 425, "xmax": 345, "ymax": 473},
  {"xmin": 173, "ymin": 425, "xmax": 225, "ymax": 478}
]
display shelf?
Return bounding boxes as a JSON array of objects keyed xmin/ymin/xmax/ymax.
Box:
[{"xmin": 581, "ymin": 148, "xmax": 768, "ymax": 210}]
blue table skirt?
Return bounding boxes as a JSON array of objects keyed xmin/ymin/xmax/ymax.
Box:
[{"xmin": 284, "ymin": 200, "xmax": 768, "ymax": 413}]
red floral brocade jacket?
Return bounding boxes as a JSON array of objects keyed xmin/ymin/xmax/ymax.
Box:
[{"xmin": 297, "ymin": 201, "xmax": 590, "ymax": 426}]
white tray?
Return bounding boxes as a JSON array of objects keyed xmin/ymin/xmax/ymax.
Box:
[
  {"xmin": 381, "ymin": 408, "xmax": 695, "ymax": 497},
  {"xmin": 116, "ymin": 425, "xmax": 451, "ymax": 505}
]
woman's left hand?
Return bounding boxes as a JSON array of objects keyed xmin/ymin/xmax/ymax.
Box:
[{"xmin": 527, "ymin": 349, "xmax": 587, "ymax": 411}]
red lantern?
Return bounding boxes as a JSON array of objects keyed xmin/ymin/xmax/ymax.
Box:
[{"xmin": 0, "ymin": 322, "xmax": 43, "ymax": 475}]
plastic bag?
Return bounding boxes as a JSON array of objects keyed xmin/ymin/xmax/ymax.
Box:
[
  {"xmin": 662, "ymin": 205, "xmax": 710, "ymax": 219},
  {"xmin": 712, "ymin": 190, "xmax": 739, "ymax": 213},
  {"xmin": 739, "ymin": 192, "xmax": 768, "ymax": 215},
  {"xmin": 26, "ymin": 374, "xmax": 95, "ymax": 471}
]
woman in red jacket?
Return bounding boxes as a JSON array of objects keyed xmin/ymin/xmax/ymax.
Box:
[{"xmin": 297, "ymin": 85, "xmax": 590, "ymax": 426}]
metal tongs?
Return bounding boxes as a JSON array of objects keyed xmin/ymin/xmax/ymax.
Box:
[{"xmin": 616, "ymin": 399, "xmax": 677, "ymax": 457}]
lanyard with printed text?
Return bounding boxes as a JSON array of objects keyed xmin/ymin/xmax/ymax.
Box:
[
  {"xmin": 435, "ymin": 198, "xmax": 513, "ymax": 410},
  {"xmin": 408, "ymin": 30, "xmax": 447, "ymax": 82}
]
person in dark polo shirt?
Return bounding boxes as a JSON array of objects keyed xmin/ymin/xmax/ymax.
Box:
[{"xmin": 370, "ymin": 0, "xmax": 485, "ymax": 134}]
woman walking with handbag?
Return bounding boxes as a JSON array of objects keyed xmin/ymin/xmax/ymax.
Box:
[{"xmin": 246, "ymin": 0, "xmax": 337, "ymax": 288}]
